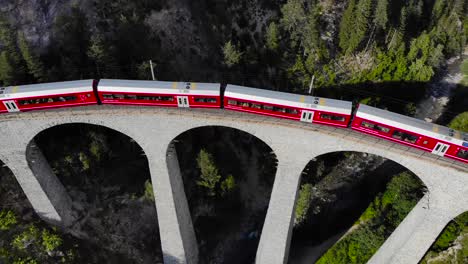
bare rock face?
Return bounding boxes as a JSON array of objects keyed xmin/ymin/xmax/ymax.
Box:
[{"xmin": 0, "ymin": 0, "xmax": 80, "ymax": 51}]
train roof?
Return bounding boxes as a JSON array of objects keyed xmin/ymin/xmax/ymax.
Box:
[
  {"xmin": 0, "ymin": 80, "xmax": 94, "ymax": 100},
  {"xmin": 356, "ymin": 104, "xmax": 468, "ymax": 147},
  {"xmin": 225, "ymin": 84, "xmax": 352, "ymax": 115},
  {"xmin": 98, "ymin": 79, "xmax": 220, "ymax": 96}
]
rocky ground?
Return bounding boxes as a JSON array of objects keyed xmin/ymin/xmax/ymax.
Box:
[{"xmin": 415, "ymin": 47, "xmax": 468, "ymax": 123}]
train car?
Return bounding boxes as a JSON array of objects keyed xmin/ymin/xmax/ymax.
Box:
[
  {"xmin": 351, "ymin": 104, "xmax": 468, "ymax": 163},
  {"xmin": 97, "ymin": 79, "xmax": 221, "ymax": 108},
  {"xmin": 0, "ymin": 80, "xmax": 97, "ymax": 113},
  {"xmin": 224, "ymin": 84, "xmax": 352, "ymax": 127}
]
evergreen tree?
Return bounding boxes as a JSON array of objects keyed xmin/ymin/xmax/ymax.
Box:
[
  {"xmin": 196, "ymin": 149, "xmax": 221, "ymax": 196},
  {"xmin": 51, "ymin": 6, "xmax": 91, "ymax": 79},
  {"xmin": 374, "ymin": 0, "xmax": 388, "ymax": 30},
  {"xmin": 265, "ymin": 22, "xmax": 280, "ymax": 51},
  {"xmin": 339, "ymin": 0, "xmax": 357, "ymax": 52},
  {"xmin": 222, "ymin": 41, "xmax": 242, "ymax": 67},
  {"xmin": 280, "ymin": 0, "xmax": 307, "ymax": 48},
  {"xmin": 0, "ymin": 16, "xmax": 26, "ymax": 85},
  {"xmin": 0, "ymin": 52, "xmax": 15, "ymax": 85},
  {"xmin": 346, "ymin": 0, "xmax": 373, "ymax": 54},
  {"xmin": 18, "ymin": 34, "xmax": 45, "ymax": 82}
]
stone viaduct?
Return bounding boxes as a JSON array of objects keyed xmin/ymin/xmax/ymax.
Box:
[{"xmin": 0, "ymin": 105, "xmax": 467, "ymax": 264}]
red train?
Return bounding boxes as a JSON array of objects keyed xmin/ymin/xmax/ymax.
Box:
[{"xmin": 1, "ymin": 79, "xmax": 467, "ymax": 164}]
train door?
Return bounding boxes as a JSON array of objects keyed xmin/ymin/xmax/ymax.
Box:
[
  {"xmin": 176, "ymin": 96, "xmax": 190, "ymax": 108},
  {"xmin": 2, "ymin": 100, "xmax": 20, "ymax": 112},
  {"xmin": 300, "ymin": 110, "xmax": 314, "ymax": 123},
  {"xmin": 432, "ymin": 142, "xmax": 450, "ymax": 156}
]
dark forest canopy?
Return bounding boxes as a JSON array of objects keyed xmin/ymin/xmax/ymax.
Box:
[{"xmin": 0, "ymin": 0, "xmax": 465, "ymax": 90}]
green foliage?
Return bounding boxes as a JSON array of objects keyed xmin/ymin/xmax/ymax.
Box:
[
  {"xmin": 280, "ymin": 0, "xmax": 307, "ymax": 47},
  {"xmin": 51, "ymin": 6, "xmax": 91, "ymax": 80},
  {"xmin": 432, "ymin": 222, "xmax": 460, "ymax": 251},
  {"xmin": 462, "ymin": 59, "xmax": 468, "ymax": 85},
  {"xmin": 316, "ymin": 225, "xmax": 385, "ymax": 264},
  {"xmin": 17, "ymin": 34, "xmax": 45, "ymax": 82},
  {"xmin": 78, "ymin": 152, "xmax": 90, "ymax": 171},
  {"xmin": 339, "ymin": 0, "xmax": 356, "ymax": 52},
  {"xmin": 0, "ymin": 16, "xmax": 26, "ymax": 85},
  {"xmin": 373, "ymin": 0, "xmax": 388, "ymax": 30},
  {"xmin": 448, "ymin": 112, "xmax": 468, "ymax": 132},
  {"xmin": 143, "ymin": 180, "xmax": 155, "ymax": 201},
  {"xmin": 359, "ymin": 197, "xmax": 380, "ymax": 223},
  {"xmin": 222, "ymin": 41, "xmax": 243, "ymax": 67},
  {"xmin": 403, "ymin": 102, "xmax": 417, "ymax": 116},
  {"xmin": 339, "ymin": 0, "xmax": 373, "ymax": 54},
  {"xmin": 0, "ymin": 210, "xmax": 17, "ymax": 230},
  {"xmin": 12, "ymin": 225, "xmax": 40, "ymax": 251},
  {"xmin": 294, "ymin": 183, "xmax": 313, "ymax": 226},
  {"xmin": 220, "ymin": 174, "xmax": 236, "ymax": 196},
  {"xmin": 196, "ymin": 149, "xmax": 221, "ymax": 196},
  {"xmin": 316, "ymin": 171, "xmax": 424, "ymax": 264},
  {"xmin": 421, "ymin": 211, "xmax": 468, "ymax": 263},
  {"xmin": 41, "ymin": 229, "xmax": 62, "ymax": 252},
  {"xmin": 12, "ymin": 257, "xmax": 38, "ymax": 264},
  {"xmin": 265, "ymin": 22, "xmax": 280, "ymax": 51}
]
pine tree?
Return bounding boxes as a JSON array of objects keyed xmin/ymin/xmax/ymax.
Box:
[
  {"xmin": 222, "ymin": 41, "xmax": 242, "ymax": 67},
  {"xmin": 265, "ymin": 22, "xmax": 280, "ymax": 51},
  {"xmin": 0, "ymin": 52, "xmax": 15, "ymax": 85},
  {"xmin": 339, "ymin": 0, "xmax": 357, "ymax": 52},
  {"xmin": 0, "ymin": 17, "xmax": 26, "ymax": 85},
  {"xmin": 374, "ymin": 0, "xmax": 388, "ymax": 30},
  {"xmin": 346, "ymin": 0, "xmax": 373, "ymax": 54},
  {"xmin": 196, "ymin": 149, "xmax": 221, "ymax": 196},
  {"xmin": 18, "ymin": 34, "xmax": 45, "ymax": 82},
  {"xmin": 280, "ymin": 0, "xmax": 307, "ymax": 48}
]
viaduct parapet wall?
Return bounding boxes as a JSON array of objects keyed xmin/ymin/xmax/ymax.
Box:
[{"xmin": 0, "ymin": 106, "xmax": 467, "ymax": 264}]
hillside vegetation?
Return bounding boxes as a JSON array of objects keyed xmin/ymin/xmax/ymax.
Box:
[{"xmin": 0, "ymin": 0, "xmax": 465, "ymax": 90}]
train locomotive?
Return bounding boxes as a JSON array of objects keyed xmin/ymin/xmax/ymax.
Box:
[{"xmin": 1, "ymin": 79, "xmax": 467, "ymax": 164}]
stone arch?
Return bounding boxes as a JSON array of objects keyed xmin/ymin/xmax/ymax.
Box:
[
  {"xmin": 311, "ymin": 147, "xmax": 433, "ymax": 190},
  {"xmin": 23, "ymin": 121, "xmax": 154, "ymax": 224},
  {"xmin": 166, "ymin": 125, "xmax": 279, "ymax": 264},
  {"xmin": 420, "ymin": 210, "xmax": 468, "ymax": 262},
  {"xmin": 287, "ymin": 150, "xmax": 428, "ymax": 264},
  {"xmin": 25, "ymin": 122, "xmax": 164, "ymax": 262}
]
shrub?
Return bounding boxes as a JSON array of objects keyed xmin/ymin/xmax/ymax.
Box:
[
  {"xmin": 41, "ymin": 229, "xmax": 62, "ymax": 252},
  {"xmin": 294, "ymin": 184, "xmax": 313, "ymax": 226},
  {"xmin": 0, "ymin": 210, "xmax": 17, "ymax": 230},
  {"xmin": 448, "ymin": 112, "xmax": 468, "ymax": 132},
  {"xmin": 143, "ymin": 180, "xmax": 155, "ymax": 201}
]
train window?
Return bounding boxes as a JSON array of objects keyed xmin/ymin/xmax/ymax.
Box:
[
  {"xmin": 361, "ymin": 121, "xmax": 375, "ymax": 129},
  {"xmin": 361, "ymin": 121, "xmax": 390, "ymax": 132},
  {"xmin": 423, "ymin": 140, "xmax": 428, "ymax": 145},
  {"xmin": 375, "ymin": 125, "xmax": 390, "ymax": 133},
  {"xmin": 321, "ymin": 114, "xmax": 346, "ymax": 122},
  {"xmin": 124, "ymin": 95, "xmax": 137, "ymax": 100},
  {"xmin": 228, "ymin": 100, "xmax": 237, "ymax": 105},
  {"xmin": 456, "ymin": 149, "xmax": 468, "ymax": 160},
  {"xmin": 195, "ymin": 98, "xmax": 217, "ymax": 103},
  {"xmin": 18, "ymin": 95, "xmax": 77, "ymax": 105},
  {"xmin": 263, "ymin": 105, "xmax": 273, "ymax": 111},
  {"xmin": 273, "ymin": 106, "xmax": 286, "ymax": 113},
  {"xmin": 285, "ymin": 108, "xmax": 298, "ymax": 115},
  {"xmin": 392, "ymin": 130, "xmax": 418, "ymax": 143},
  {"xmin": 251, "ymin": 103, "xmax": 262, "ymax": 109},
  {"xmin": 103, "ymin": 94, "xmax": 113, "ymax": 99}
]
